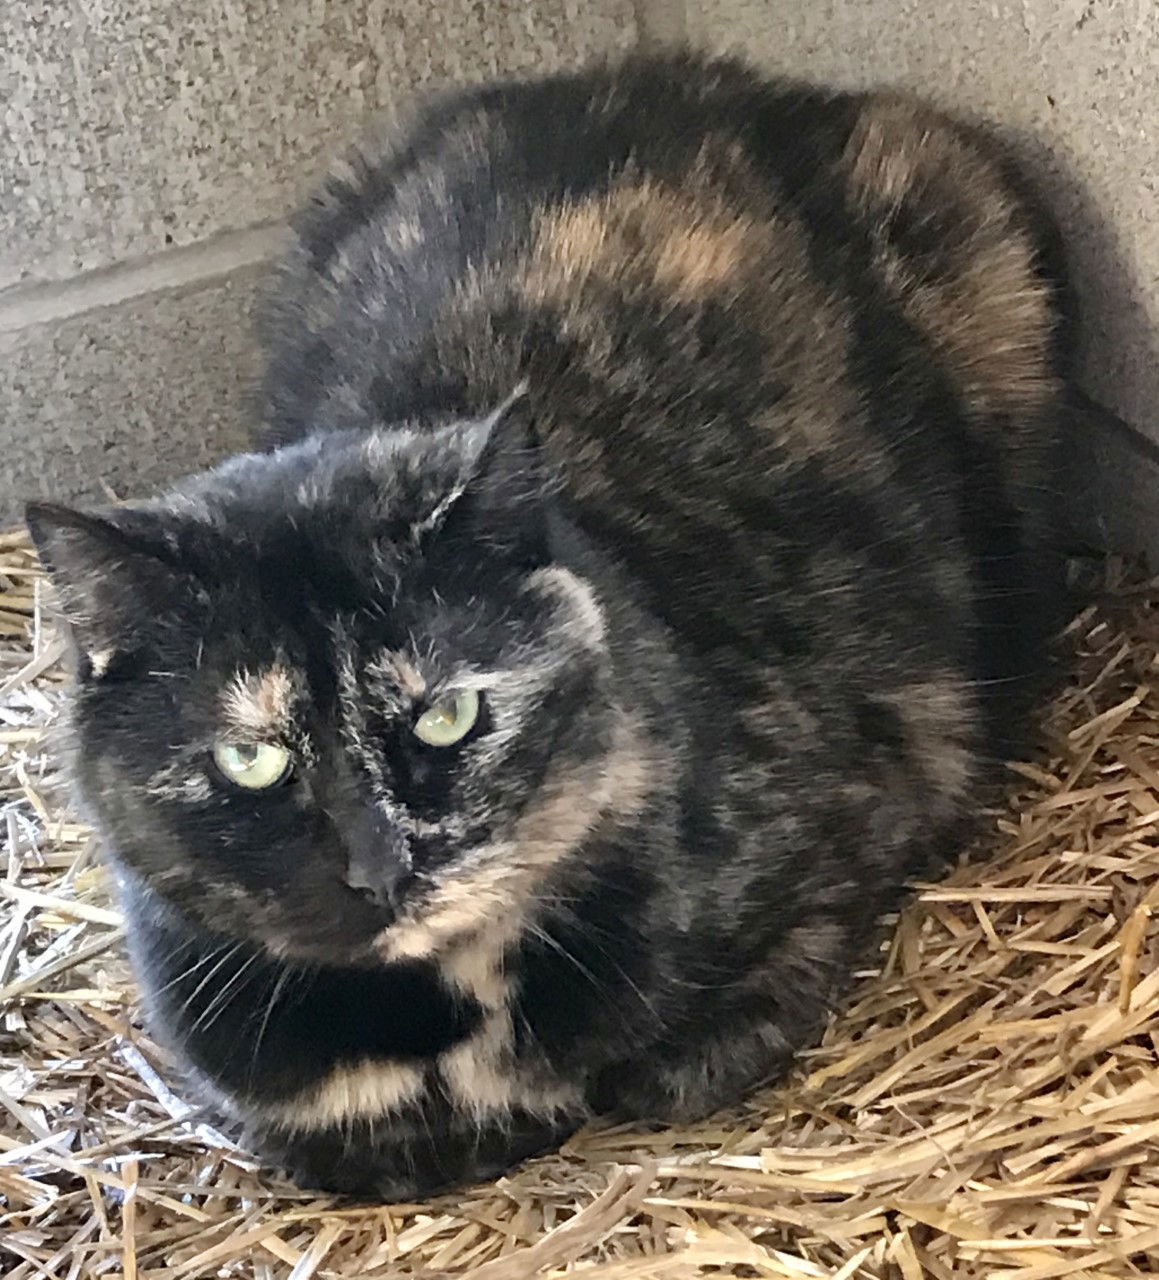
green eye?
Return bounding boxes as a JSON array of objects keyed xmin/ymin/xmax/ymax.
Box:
[
  {"xmin": 413, "ymin": 689, "xmax": 480, "ymax": 747},
  {"xmin": 212, "ymin": 741, "xmax": 293, "ymax": 790}
]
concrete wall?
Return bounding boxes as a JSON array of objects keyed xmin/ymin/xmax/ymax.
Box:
[
  {"xmin": 4, "ymin": 0, "xmax": 1157, "ymax": 559},
  {"xmin": 1, "ymin": 0, "xmax": 636, "ymax": 517}
]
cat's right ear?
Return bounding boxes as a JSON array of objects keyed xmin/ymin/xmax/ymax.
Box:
[
  {"xmin": 435, "ymin": 388, "xmax": 556, "ymax": 568},
  {"xmin": 25, "ymin": 503, "xmax": 182, "ymax": 676}
]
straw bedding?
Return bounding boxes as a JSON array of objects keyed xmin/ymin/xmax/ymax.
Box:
[{"xmin": 2, "ymin": 527, "xmax": 1158, "ymax": 1280}]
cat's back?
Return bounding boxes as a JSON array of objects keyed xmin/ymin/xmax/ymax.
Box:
[
  {"xmin": 261, "ymin": 52, "xmax": 1068, "ymax": 721},
  {"xmin": 263, "ymin": 50, "xmax": 1065, "ymax": 454},
  {"xmin": 260, "ymin": 52, "xmax": 847, "ymax": 436}
]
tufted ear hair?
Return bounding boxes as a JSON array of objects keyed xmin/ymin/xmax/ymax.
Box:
[
  {"xmin": 428, "ymin": 386, "xmax": 556, "ymax": 568},
  {"xmin": 25, "ymin": 503, "xmax": 189, "ymax": 678}
]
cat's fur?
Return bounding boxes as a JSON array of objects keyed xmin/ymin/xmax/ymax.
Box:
[{"xmin": 27, "ymin": 52, "xmax": 1072, "ymax": 1198}]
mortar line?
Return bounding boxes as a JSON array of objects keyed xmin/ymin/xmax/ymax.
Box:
[{"xmin": 0, "ymin": 222, "xmax": 288, "ymax": 336}]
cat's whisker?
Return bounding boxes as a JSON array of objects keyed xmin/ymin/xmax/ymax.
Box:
[
  {"xmin": 527, "ymin": 904, "xmax": 666, "ymax": 1023},
  {"xmin": 147, "ymin": 939, "xmax": 236, "ymax": 1001},
  {"xmin": 246, "ymin": 963, "xmax": 295, "ymax": 1088},
  {"xmin": 191, "ymin": 948, "xmax": 266, "ymax": 1035},
  {"xmin": 521, "ymin": 919, "xmax": 653, "ymax": 1043},
  {"xmin": 540, "ymin": 904, "xmax": 740, "ymax": 995},
  {"xmin": 173, "ymin": 941, "xmax": 247, "ymax": 1024}
]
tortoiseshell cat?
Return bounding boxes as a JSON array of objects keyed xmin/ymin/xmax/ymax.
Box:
[{"xmin": 27, "ymin": 52, "xmax": 1072, "ymax": 1198}]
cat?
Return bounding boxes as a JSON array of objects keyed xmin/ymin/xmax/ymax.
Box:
[{"xmin": 26, "ymin": 50, "xmax": 1073, "ymax": 1199}]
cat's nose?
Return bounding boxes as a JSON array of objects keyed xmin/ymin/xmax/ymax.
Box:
[{"xmin": 343, "ymin": 807, "xmax": 410, "ymax": 909}]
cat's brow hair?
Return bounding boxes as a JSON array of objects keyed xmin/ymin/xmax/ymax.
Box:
[
  {"xmin": 370, "ymin": 649, "xmax": 427, "ymax": 700},
  {"xmin": 220, "ymin": 666, "xmax": 296, "ymax": 739}
]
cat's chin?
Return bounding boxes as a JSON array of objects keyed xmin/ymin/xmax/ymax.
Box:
[{"xmin": 227, "ymin": 888, "xmax": 403, "ymax": 970}]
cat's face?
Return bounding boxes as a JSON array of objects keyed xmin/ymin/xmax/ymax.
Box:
[{"xmin": 28, "ymin": 408, "xmax": 625, "ymax": 966}]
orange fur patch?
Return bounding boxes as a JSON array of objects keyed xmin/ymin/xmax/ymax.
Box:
[
  {"xmin": 220, "ymin": 667, "xmax": 295, "ymax": 739},
  {"xmin": 377, "ymin": 651, "xmax": 427, "ymax": 700},
  {"xmin": 844, "ymin": 96, "xmax": 1056, "ymax": 422},
  {"xmin": 526, "ymin": 181, "xmax": 755, "ymax": 304},
  {"xmin": 377, "ymin": 713, "xmax": 662, "ymax": 965},
  {"xmin": 257, "ymin": 1061, "xmax": 424, "ymax": 1131}
]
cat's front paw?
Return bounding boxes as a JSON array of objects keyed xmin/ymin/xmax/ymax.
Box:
[
  {"xmin": 255, "ymin": 1110, "xmax": 578, "ymax": 1202},
  {"xmin": 278, "ymin": 1142, "xmax": 423, "ymax": 1203},
  {"xmin": 590, "ymin": 1032, "xmax": 797, "ymax": 1126}
]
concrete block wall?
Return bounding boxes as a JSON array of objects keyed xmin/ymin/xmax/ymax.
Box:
[
  {"xmin": 1, "ymin": 0, "xmax": 637, "ymax": 518},
  {"xmin": 3, "ymin": 0, "xmax": 1156, "ymax": 560}
]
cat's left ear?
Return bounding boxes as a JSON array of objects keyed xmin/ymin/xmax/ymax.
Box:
[
  {"xmin": 25, "ymin": 503, "xmax": 186, "ymax": 677},
  {"xmin": 436, "ymin": 387, "xmax": 555, "ymax": 566}
]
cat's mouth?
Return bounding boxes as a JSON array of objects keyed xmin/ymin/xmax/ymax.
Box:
[
  {"xmin": 257, "ymin": 925, "xmax": 391, "ymax": 969},
  {"xmin": 241, "ymin": 881, "xmax": 403, "ymax": 968}
]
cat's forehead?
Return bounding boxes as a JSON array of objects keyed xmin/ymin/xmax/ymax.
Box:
[
  {"xmin": 160, "ymin": 421, "xmax": 482, "ymax": 550},
  {"xmin": 287, "ymin": 428, "xmax": 478, "ymax": 521},
  {"xmin": 201, "ymin": 563, "xmax": 601, "ymax": 717},
  {"xmin": 216, "ymin": 649, "xmax": 426, "ymax": 724}
]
